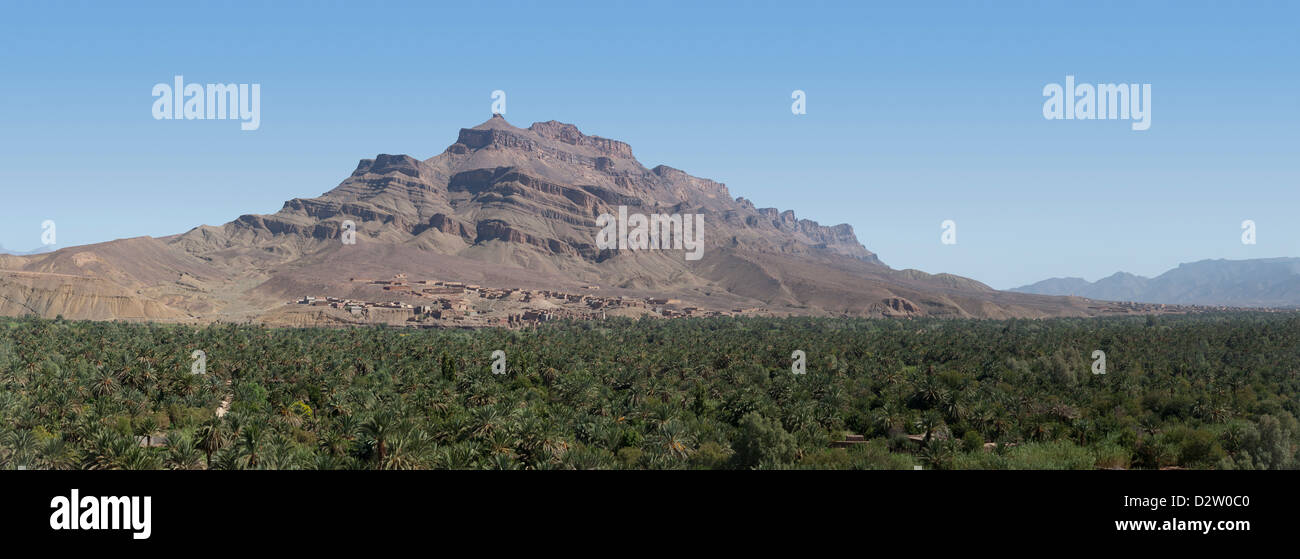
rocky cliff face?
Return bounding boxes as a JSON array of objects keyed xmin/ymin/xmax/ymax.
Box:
[{"xmin": 527, "ymin": 120, "xmax": 636, "ymax": 159}]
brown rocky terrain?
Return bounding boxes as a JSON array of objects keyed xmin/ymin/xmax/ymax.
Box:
[{"xmin": 1, "ymin": 115, "xmax": 1128, "ymax": 325}]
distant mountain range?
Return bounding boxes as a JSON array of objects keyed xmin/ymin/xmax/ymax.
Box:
[
  {"xmin": 0, "ymin": 245, "xmax": 54, "ymax": 256},
  {"xmin": 1011, "ymin": 258, "xmax": 1300, "ymax": 308}
]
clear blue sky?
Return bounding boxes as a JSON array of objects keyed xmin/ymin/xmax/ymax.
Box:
[{"xmin": 1, "ymin": 0, "xmax": 1296, "ymax": 289}]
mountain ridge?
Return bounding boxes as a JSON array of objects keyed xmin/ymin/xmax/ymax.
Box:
[
  {"xmin": 2, "ymin": 115, "xmax": 1126, "ymax": 324},
  {"xmin": 1011, "ymin": 257, "xmax": 1300, "ymax": 308}
]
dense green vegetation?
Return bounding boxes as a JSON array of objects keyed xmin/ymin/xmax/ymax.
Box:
[{"xmin": 1, "ymin": 313, "xmax": 1298, "ymax": 470}]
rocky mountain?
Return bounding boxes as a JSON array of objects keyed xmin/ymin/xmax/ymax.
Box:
[
  {"xmin": 1011, "ymin": 258, "xmax": 1300, "ymax": 308},
  {"xmin": 0, "ymin": 115, "xmax": 1119, "ymax": 324}
]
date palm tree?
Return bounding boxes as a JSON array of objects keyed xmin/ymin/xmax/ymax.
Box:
[
  {"xmin": 165, "ymin": 433, "xmax": 204, "ymax": 470},
  {"xmin": 361, "ymin": 412, "xmax": 395, "ymax": 470},
  {"xmin": 238, "ymin": 422, "xmax": 264, "ymax": 469},
  {"xmin": 196, "ymin": 422, "xmax": 227, "ymax": 469},
  {"xmin": 916, "ymin": 411, "xmax": 945, "ymax": 444}
]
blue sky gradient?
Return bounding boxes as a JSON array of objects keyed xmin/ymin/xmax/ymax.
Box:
[{"xmin": 1, "ymin": 0, "xmax": 1296, "ymax": 288}]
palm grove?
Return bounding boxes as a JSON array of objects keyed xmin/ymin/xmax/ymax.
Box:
[{"xmin": 1, "ymin": 313, "xmax": 1297, "ymax": 470}]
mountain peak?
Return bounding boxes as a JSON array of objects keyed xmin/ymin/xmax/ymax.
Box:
[
  {"xmin": 1101, "ymin": 271, "xmax": 1145, "ymax": 281},
  {"xmin": 471, "ymin": 113, "xmax": 520, "ymax": 131},
  {"xmin": 452, "ymin": 116, "xmax": 634, "ymax": 160},
  {"xmin": 353, "ymin": 154, "xmax": 422, "ymax": 178}
]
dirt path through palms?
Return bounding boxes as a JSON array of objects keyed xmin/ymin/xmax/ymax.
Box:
[{"xmin": 215, "ymin": 378, "xmax": 232, "ymax": 418}]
